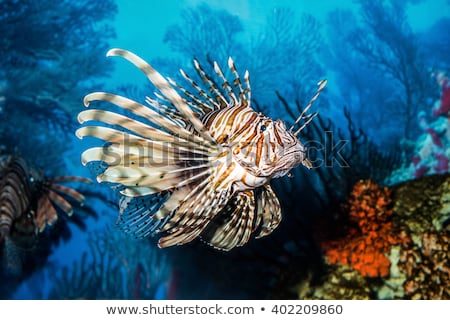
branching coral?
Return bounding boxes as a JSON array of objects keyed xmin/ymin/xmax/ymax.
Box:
[
  {"xmin": 348, "ymin": 1, "xmax": 432, "ymax": 139},
  {"xmin": 0, "ymin": 98, "xmax": 74, "ymax": 174},
  {"xmin": 322, "ymin": 180, "xmax": 409, "ymax": 278},
  {"xmin": 249, "ymin": 9, "xmax": 324, "ymax": 106}
]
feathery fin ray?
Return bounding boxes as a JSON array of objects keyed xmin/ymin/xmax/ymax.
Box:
[{"xmin": 291, "ymin": 79, "xmax": 327, "ymax": 135}]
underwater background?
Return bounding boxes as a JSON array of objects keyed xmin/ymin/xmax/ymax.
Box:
[{"xmin": 1, "ymin": 0, "xmax": 450, "ymax": 299}]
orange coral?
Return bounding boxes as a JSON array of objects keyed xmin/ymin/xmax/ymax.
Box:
[{"xmin": 322, "ymin": 180, "xmax": 409, "ymax": 278}]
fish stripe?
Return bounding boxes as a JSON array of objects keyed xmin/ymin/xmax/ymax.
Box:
[
  {"xmin": 213, "ymin": 61, "xmax": 237, "ymax": 107},
  {"xmin": 36, "ymin": 195, "xmax": 58, "ymax": 231},
  {"xmin": 228, "ymin": 57, "xmax": 246, "ymax": 105},
  {"xmin": 83, "ymin": 92, "xmax": 213, "ymax": 149},
  {"xmin": 255, "ymin": 184, "xmax": 281, "ymax": 238}
]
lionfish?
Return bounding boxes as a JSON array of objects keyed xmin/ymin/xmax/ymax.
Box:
[
  {"xmin": 76, "ymin": 49, "xmax": 326, "ymax": 251},
  {"xmin": 0, "ymin": 154, "xmax": 91, "ymax": 246}
]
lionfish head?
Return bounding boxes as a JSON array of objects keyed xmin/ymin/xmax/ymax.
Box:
[
  {"xmin": 236, "ymin": 80, "xmax": 327, "ymax": 179},
  {"xmin": 270, "ymin": 118, "xmax": 311, "ymax": 179},
  {"xmin": 235, "ymin": 116, "xmax": 311, "ymax": 179}
]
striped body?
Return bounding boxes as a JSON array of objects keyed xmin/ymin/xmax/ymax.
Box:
[{"xmin": 76, "ymin": 49, "xmax": 326, "ymax": 250}]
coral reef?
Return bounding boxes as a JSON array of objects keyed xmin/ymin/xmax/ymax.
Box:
[
  {"xmin": 295, "ymin": 174, "xmax": 450, "ymax": 299},
  {"xmin": 391, "ymin": 174, "xmax": 450, "ymax": 299},
  {"xmin": 0, "ymin": 0, "xmax": 445, "ymax": 301}
]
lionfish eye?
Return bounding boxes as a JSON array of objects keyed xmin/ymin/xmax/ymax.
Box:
[{"xmin": 260, "ymin": 124, "xmax": 267, "ymax": 132}]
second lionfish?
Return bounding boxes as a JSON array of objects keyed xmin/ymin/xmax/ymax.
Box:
[{"xmin": 76, "ymin": 49, "xmax": 326, "ymax": 250}]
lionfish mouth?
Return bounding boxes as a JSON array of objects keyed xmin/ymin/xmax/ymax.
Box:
[{"xmin": 266, "ymin": 147, "xmax": 304, "ymax": 179}]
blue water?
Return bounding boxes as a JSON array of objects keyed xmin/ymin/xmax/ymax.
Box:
[{"xmin": 1, "ymin": 0, "xmax": 449, "ymax": 300}]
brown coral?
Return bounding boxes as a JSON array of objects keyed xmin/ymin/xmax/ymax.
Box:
[
  {"xmin": 391, "ymin": 173, "xmax": 450, "ymax": 233},
  {"xmin": 323, "ymin": 180, "xmax": 409, "ymax": 278},
  {"xmin": 298, "ymin": 265, "xmax": 372, "ymax": 300},
  {"xmin": 398, "ymin": 230, "xmax": 450, "ymax": 299}
]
